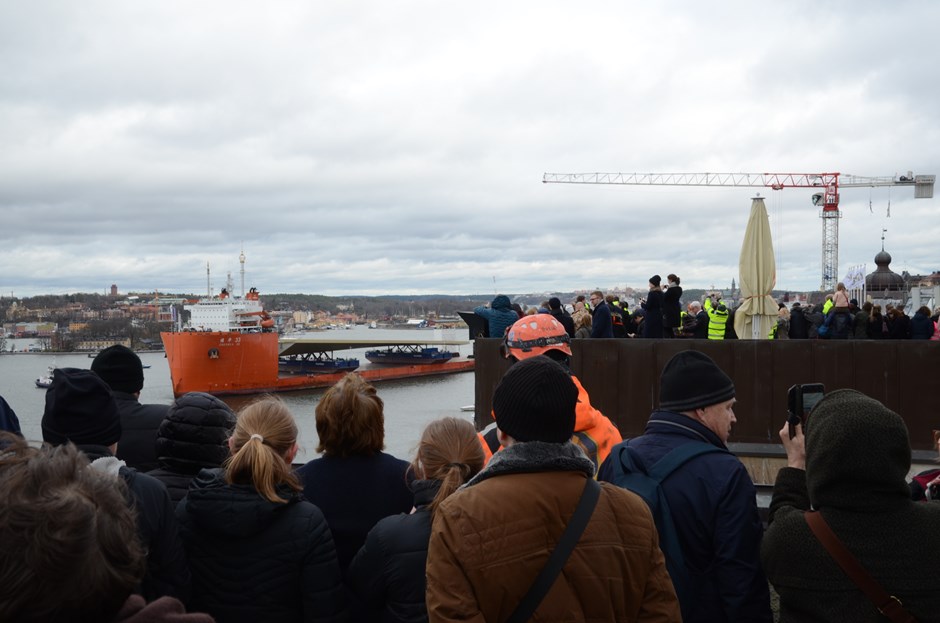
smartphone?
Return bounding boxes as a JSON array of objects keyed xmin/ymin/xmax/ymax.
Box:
[{"xmin": 787, "ymin": 383, "xmax": 825, "ymax": 438}]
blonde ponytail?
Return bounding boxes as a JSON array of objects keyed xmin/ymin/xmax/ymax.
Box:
[{"xmin": 226, "ymin": 397, "xmax": 300, "ymax": 503}]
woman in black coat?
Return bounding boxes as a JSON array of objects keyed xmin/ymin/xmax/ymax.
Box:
[
  {"xmin": 177, "ymin": 398, "xmax": 346, "ymax": 623},
  {"xmin": 662, "ymin": 274, "xmax": 683, "ymax": 338},
  {"xmin": 347, "ymin": 417, "xmax": 484, "ymax": 623},
  {"xmin": 147, "ymin": 392, "xmax": 236, "ymax": 504},
  {"xmin": 641, "ymin": 275, "xmax": 664, "ymax": 338}
]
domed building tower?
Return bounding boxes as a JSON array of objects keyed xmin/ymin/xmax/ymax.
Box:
[{"xmin": 865, "ymin": 239, "xmax": 907, "ymax": 303}]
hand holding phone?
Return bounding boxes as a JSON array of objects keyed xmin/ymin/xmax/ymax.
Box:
[{"xmin": 787, "ymin": 383, "xmax": 825, "ymax": 439}]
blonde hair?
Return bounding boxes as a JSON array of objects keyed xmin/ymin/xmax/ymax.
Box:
[
  {"xmin": 315, "ymin": 373, "xmax": 385, "ymax": 457},
  {"xmin": 226, "ymin": 397, "xmax": 300, "ymax": 504},
  {"xmin": 412, "ymin": 418, "xmax": 484, "ymax": 514}
]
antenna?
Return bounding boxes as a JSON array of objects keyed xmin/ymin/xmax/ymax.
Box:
[
  {"xmin": 206, "ymin": 262, "xmax": 211, "ymax": 297},
  {"xmin": 881, "ymin": 228, "xmax": 887, "ymax": 251}
]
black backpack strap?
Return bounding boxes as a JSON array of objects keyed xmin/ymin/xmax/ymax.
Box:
[{"xmin": 507, "ymin": 477, "xmax": 601, "ymax": 623}]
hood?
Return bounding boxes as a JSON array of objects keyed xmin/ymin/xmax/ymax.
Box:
[
  {"xmin": 805, "ymin": 389, "xmax": 911, "ymax": 511},
  {"xmin": 157, "ymin": 392, "xmax": 236, "ymax": 470},
  {"xmin": 182, "ymin": 468, "xmax": 301, "ymax": 538},
  {"xmin": 491, "ymin": 294, "xmax": 512, "ymax": 311}
]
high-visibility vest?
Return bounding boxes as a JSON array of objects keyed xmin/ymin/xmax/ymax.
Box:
[
  {"xmin": 704, "ymin": 297, "xmax": 729, "ymax": 340},
  {"xmin": 822, "ymin": 298, "xmax": 834, "ymax": 315}
]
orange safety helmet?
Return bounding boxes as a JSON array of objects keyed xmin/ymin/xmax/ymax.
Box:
[{"xmin": 501, "ymin": 315, "xmax": 572, "ymax": 360}]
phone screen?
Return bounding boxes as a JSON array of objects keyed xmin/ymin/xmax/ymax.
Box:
[{"xmin": 802, "ymin": 390, "xmax": 824, "ymax": 415}]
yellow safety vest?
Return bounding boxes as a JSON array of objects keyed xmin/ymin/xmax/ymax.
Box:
[{"xmin": 704, "ymin": 297, "xmax": 728, "ymax": 340}]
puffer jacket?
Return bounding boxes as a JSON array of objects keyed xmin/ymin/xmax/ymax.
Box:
[
  {"xmin": 177, "ymin": 468, "xmax": 347, "ymax": 623},
  {"xmin": 147, "ymin": 392, "xmax": 236, "ymax": 504},
  {"xmin": 910, "ymin": 309, "xmax": 934, "ymax": 339},
  {"xmin": 426, "ymin": 441, "xmax": 680, "ymax": 622},
  {"xmin": 761, "ymin": 390, "xmax": 940, "ymax": 622},
  {"xmin": 473, "ymin": 295, "xmax": 518, "ymax": 338},
  {"xmin": 347, "ymin": 480, "xmax": 441, "ymax": 623},
  {"xmin": 599, "ymin": 411, "xmax": 772, "ymax": 623}
]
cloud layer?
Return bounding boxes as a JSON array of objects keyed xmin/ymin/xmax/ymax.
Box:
[{"xmin": 2, "ymin": 1, "xmax": 937, "ymax": 297}]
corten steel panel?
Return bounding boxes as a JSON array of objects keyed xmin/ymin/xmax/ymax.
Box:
[
  {"xmin": 474, "ymin": 338, "xmax": 940, "ymax": 451},
  {"xmin": 897, "ymin": 343, "xmax": 940, "ymax": 449}
]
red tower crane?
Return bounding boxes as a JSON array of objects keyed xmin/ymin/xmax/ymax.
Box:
[{"xmin": 542, "ymin": 171, "xmax": 935, "ymax": 291}]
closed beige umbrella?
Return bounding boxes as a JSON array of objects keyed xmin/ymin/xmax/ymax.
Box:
[{"xmin": 734, "ymin": 196, "xmax": 779, "ymax": 339}]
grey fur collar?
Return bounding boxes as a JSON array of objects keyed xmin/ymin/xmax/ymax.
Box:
[{"xmin": 466, "ymin": 441, "xmax": 594, "ymax": 488}]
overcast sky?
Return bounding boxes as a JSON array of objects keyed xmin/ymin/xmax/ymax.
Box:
[{"xmin": 2, "ymin": 1, "xmax": 938, "ymax": 298}]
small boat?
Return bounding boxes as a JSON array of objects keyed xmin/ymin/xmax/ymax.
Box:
[
  {"xmin": 35, "ymin": 363, "xmax": 56, "ymax": 388},
  {"xmin": 365, "ymin": 346, "xmax": 458, "ymax": 366}
]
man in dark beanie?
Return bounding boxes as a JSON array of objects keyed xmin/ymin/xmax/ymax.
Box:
[
  {"xmin": 427, "ymin": 356, "xmax": 680, "ymax": 621},
  {"xmin": 762, "ymin": 390, "xmax": 940, "ymax": 621},
  {"xmin": 599, "ymin": 350, "xmax": 771, "ymax": 623},
  {"xmin": 42, "ymin": 367, "xmax": 191, "ymax": 604},
  {"xmin": 92, "ymin": 344, "xmax": 169, "ymax": 471}
]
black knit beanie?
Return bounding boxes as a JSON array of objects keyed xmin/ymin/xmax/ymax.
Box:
[
  {"xmin": 91, "ymin": 345, "xmax": 145, "ymax": 394},
  {"xmin": 649, "ymin": 275, "xmax": 662, "ymax": 287},
  {"xmin": 492, "ymin": 355, "xmax": 577, "ymax": 443},
  {"xmin": 42, "ymin": 368, "xmax": 122, "ymax": 446},
  {"xmin": 659, "ymin": 351, "xmax": 735, "ymax": 412}
]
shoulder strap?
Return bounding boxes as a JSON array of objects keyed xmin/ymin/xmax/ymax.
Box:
[
  {"xmin": 507, "ymin": 478, "xmax": 601, "ymax": 623},
  {"xmin": 646, "ymin": 441, "xmax": 726, "ymax": 482},
  {"xmin": 804, "ymin": 511, "xmax": 917, "ymax": 623}
]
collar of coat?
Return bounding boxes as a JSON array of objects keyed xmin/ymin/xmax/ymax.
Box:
[{"xmin": 464, "ymin": 441, "xmax": 594, "ymax": 488}]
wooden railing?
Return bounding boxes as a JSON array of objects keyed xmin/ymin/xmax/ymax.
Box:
[{"xmin": 473, "ymin": 339, "xmax": 940, "ymax": 454}]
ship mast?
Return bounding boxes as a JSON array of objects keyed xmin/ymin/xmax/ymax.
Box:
[
  {"xmin": 206, "ymin": 262, "xmax": 211, "ymax": 297},
  {"xmin": 239, "ymin": 246, "xmax": 246, "ymax": 298}
]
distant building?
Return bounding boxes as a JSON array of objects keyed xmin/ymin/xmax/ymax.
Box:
[
  {"xmin": 865, "ymin": 247, "xmax": 907, "ymax": 300},
  {"xmin": 111, "ymin": 284, "xmax": 118, "ymax": 296}
]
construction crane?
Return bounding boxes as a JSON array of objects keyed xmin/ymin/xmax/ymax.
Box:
[{"xmin": 542, "ymin": 171, "xmax": 935, "ymax": 291}]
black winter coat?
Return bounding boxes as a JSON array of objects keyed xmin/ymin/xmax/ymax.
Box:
[
  {"xmin": 762, "ymin": 390, "xmax": 940, "ymax": 622},
  {"xmin": 641, "ymin": 290, "xmax": 664, "ymax": 338},
  {"xmin": 114, "ymin": 392, "xmax": 169, "ymax": 472},
  {"xmin": 81, "ymin": 445, "xmax": 191, "ymax": 604},
  {"xmin": 347, "ymin": 480, "xmax": 440, "ymax": 623},
  {"xmin": 177, "ymin": 468, "xmax": 347, "ymax": 623},
  {"xmin": 787, "ymin": 308, "xmax": 809, "ymax": 339},
  {"xmin": 663, "ymin": 285, "xmax": 683, "ymax": 330},
  {"xmin": 147, "ymin": 392, "xmax": 236, "ymax": 504}
]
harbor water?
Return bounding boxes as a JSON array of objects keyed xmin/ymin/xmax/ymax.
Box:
[{"xmin": 0, "ymin": 327, "xmax": 476, "ymax": 463}]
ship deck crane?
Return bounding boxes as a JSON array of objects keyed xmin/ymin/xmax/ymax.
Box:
[{"xmin": 542, "ymin": 171, "xmax": 935, "ymax": 291}]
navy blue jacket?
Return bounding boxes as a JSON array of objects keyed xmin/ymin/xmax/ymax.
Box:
[
  {"xmin": 590, "ymin": 301, "xmax": 614, "ymax": 338},
  {"xmin": 473, "ymin": 295, "xmax": 518, "ymax": 338},
  {"xmin": 297, "ymin": 452, "xmax": 415, "ymax": 574},
  {"xmin": 599, "ymin": 411, "xmax": 771, "ymax": 623}
]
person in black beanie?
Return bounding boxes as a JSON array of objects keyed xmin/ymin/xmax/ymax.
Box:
[
  {"xmin": 92, "ymin": 344, "xmax": 169, "ymax": 472},
  {"xmin": 599, "ymin": 350, "xmax": 772, "ymax": 623},
  {"xmin": 41, "ymin": 367, "xmax": 191, "ymax": 605},
  {"xmin": 426, "ymin": 356, "xmax": 681, "ymax": 621}
]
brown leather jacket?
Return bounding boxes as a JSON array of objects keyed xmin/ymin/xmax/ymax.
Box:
[{"xmin": 426, "ymin": 442, "xmax": 681, "ymax": 622}]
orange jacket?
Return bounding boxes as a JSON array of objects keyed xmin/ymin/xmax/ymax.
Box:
[{"xmin": 478, "ymin": 375, "xmax": 622, "ymax": 474}]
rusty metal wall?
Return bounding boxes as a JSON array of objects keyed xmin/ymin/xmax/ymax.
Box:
[{"xmin": 474, "ymin": 339, "xmax": 940, "ymax": 452}]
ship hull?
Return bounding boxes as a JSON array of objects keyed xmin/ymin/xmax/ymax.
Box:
[{"xmin": 161, "ymin": 331, "xmax": 473, "ymax": 397}]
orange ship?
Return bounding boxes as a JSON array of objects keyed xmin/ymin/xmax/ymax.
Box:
[{"xmin": 161, "ymin": 286, "xmax": 472, "ymax": 397}]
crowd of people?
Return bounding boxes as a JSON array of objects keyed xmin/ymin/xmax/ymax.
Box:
[
  {"xmin": 2, "ymin": 317, "xmax": 940, "ymax": 622},
  {"xmin": 476, "ymin": 279, "xmax": 940, "ymax": 342}
]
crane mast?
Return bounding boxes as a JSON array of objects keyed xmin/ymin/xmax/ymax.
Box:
[{"xmin": 543, "ymin": 171, "xmax": 935, "ymax": 291}]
